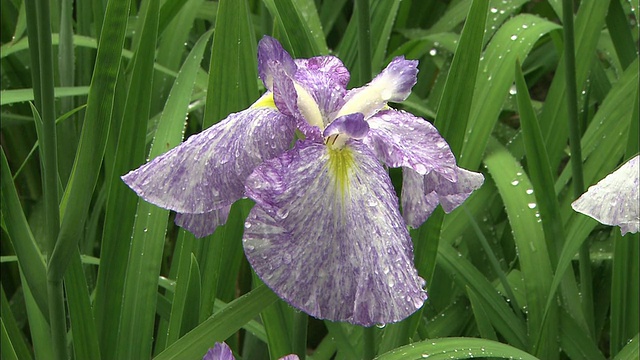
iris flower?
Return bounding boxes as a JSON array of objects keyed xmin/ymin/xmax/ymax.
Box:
[
  {"xmin": 203, "ymin": 342, "xmax": 298, "ymax": 360},
  {"xmin": 122, "ymin": 36, "xmax": 483, "ymax": 326},
  {"xmin": 571, "ymin": 155, "xmax": 639, "ymax": 235}
]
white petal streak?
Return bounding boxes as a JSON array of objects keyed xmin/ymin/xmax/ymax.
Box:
[
  {"xmin": 244, "ymin": 141, "xmax": 427, "ymax": 326},
  {"xmin": 122, "ymin": 107, "xmax": 295, "ymax": 214},
  {"xmin": 572, "ymin": 155, "xmax": 639, "ymax": 235}
]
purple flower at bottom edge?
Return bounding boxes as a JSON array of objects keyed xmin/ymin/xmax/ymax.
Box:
[
  {"xmin": 122, "ymin": 36, "xmax": 484, "ymax": 326},
  {"xmin": 571, "ymin": 155, "xmax": 639, "ymax": 235},
  {"xmin": 203, "ymin": 342, "xmax": 298, "ymax": 360}
]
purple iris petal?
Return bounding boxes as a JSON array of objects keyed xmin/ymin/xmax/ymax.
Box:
[
  {"xmin": 121, "ymin": 106, "xmax": 295, "ymax": 215},
  {"xmin": 571, "ymin": 155, "xmax": 639, "ymax": 235},
  {"xmin": 402, "ymin": 167, "xmax": 485, "ymax": 228},
  {"xmin": 364, "ymin": 109, "xmax": 457, "ymax": 179},
  {"xmin": 203, "ymin": 342, "xmax": 234, "ymax": 360},
  {"xmin": 175, "ymin": 205, "xmax": 231, "ymax": 238},
  {"xmin": 338, "ymin": 57, "xmax": 418, "ymax": 119},
  {"xmin": 323, "ymin": 113, "xmax": 369, "ymax": 139},
  {"xmin": 295, "ymin": 56, "xmax": 350, "ymax": 88},
  {"xmin": 258, "ymin": 36, "xmax": 297, "ymax": 90},
  {"xmin": 243, "ymin": 141, "xmax": 427, "ymax": 326}
]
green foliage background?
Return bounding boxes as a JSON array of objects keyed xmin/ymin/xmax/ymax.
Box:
[{"xmin": 1, "ymin": 0, "xmax": 638, "ymax": 359}]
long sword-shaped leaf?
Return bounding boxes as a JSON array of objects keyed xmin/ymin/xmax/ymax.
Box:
[
  {"xmin": 114, "ymin": 26, "xmax": 214, "ymax": 360},
  {"xmin": 460, "ymin": 14, "xmax": 560, "ymax": 170},
  {"xmin": 0, "ymin": 149, "xmax": 48, "ymax": 318},
  {"xmin": 93, "ymin": 0, "xmax": 159, "ymax": 357},
  {"xmin": 154, "ymin": 285, "xmax": 279, "ymax": 360},
  {"xmin": 48, "ymin": 0, "xmax": 132, "ymax": 281},
  {"xmin": 375, "ymin": 337, "xmax": 539, "ymax": 360},
  {"xmin": 483, "ymin": 138, "xmax": 556, "ymax": 358}
]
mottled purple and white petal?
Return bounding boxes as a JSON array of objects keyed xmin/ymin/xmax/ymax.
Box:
[
  {"xmin": 401, "ymin": 168, "xmax": 440, "ymax": 228},
  {"xmin": 202, "ymin": 342, "xmax": 234, "ymax": 360},
  {"xmin": 571, "ymin": 155, "xmax": 639, "ymax": 235},
  {"xmin": 294, "ymin": 57, "xmax": 348, "ymax": 123},
  {"xmin": 258, "ymin": 36, "xmax": 297, "ymax": 90},
  {"xmin": 279, "ymin": 356, "xmax": 300, "ymax": 360},
  {"xmin": 243, "ymin": 141, "xmax": 427, "ymax": 326},
  {"xmin": 402, "ymin": 167, "xmax": 484, "ymax": 228},
  {"xmin": 295, "ymin": 56, "xmax": 350, "ymax": 88},
  {"xmin": 337, "ymin": 57, "xmax": 418, "ymax": 119},
  {"xmin": 323, "ymin": 113, "xmax": 369, "ymax": 139},
  {"xmin": 122, "ymin": 106, "xmax": 295, "ymax": 214},
  {"xmin": 364, "ymin": 110, "xmax": 457, "ymax": 179},
  {"xmin": 175, "ymin": 205, "xmax": 231, "ymax": 238}
]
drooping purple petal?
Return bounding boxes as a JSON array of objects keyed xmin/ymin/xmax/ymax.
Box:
[
  {"xmin": 122, "ymin": 106, "xmax": 295, "ymax": 214},
  {"xmin": 203, "ymin": 342, "xmax": 234, "ymax": 360},
  {"xmin": 175, "ymin": 205, "xmax": 231, "ymax": 238},
  {"xmin": 402, "ymin": 167, "xmax": 485, "ymax": 228},
  {"xmin": 323, "ymin": 113, "xmax": 369, "ymax": 139},
  {"xmin": 337, "ymin": 57, "xmax": 418, "ymax": 119},
  {"xmin": 243, "ymin": 141, "xmax": 427, "ymax": 326},
  {"xmin": 571, "ymin": 155, "xmax": 639, "ymax": 235},
  {"xmin": 363, "ymin": 109, "xmax": 457, "ymax": 179}
]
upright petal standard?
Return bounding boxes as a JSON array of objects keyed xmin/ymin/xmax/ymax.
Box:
[
  {"xmin": 571, "ymin": 155, "xmax": 639, "ymax": 235},
  {"xmin": 122, "ymin": 36, "xmax": 484, "ymax": 325}
]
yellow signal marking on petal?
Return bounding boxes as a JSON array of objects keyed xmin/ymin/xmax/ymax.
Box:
[
  {"xmin": 251, "ymin": 92, "xmax": 277, "ymax": 109},
  {"xmin": 327, "ymin": 146, "xmax": 355, "ymax": 200}
]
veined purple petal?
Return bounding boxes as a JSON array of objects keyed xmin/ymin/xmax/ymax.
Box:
[
  {"xmin": 295, "ymin": 56, "xmax": 350, "ymax": 88},
  {"xmin": 323, "ymin": 113, "xmax": 369, "ymax": 139},
  {"xmin": 364, "ymin": 109, "xmax": 457, "ymax": 179},
  {"xmin": 258, "ymin": 36, "xmax": 296, "ymax": 90},
  {"xmin": 244, "ymin": 141, "xmax": 427, "ymax": 326},
  {"xmin": 203, "ymin": 342, "xmax": 234, "ymax": 360},
  {"xmin": 402, "ymin": 167, "xmax": 484, "ymax": 228},
  {"xmin": 175, "ymin": 205, "xmax": 231, "ymax": 238},
  {"xmin": 337, "ymin": 57, "xmax": 418, "ymax": 119},
  {"xmin": 571, "ymin": 155, "xmax": 639, "ymax": 235},
  {"xmin": 401, "ymin": 168, "xmax": 440, "ymax": 227},
  {"xmin": 122, "ymin": 106, "xmax": 295, "ymax": 214},
  {"xmin": 294, "ymin": 56, "xmax": 348, "ymax": 122}
]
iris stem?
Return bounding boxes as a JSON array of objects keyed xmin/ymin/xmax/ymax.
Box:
[
  {"xmin": 562, "ymin": 0, "xmax": 594, "ymax": 337},
  {"xmin": 355, "ymin": 0, "xmax": 372, "ymax": 86}
]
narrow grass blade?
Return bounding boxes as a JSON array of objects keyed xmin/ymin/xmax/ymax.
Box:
[
  {"xmin": 154, "ymin": 285, "xmax": 279, "ymax": 360},
  {"xmin": 262, "ymin": 0, "xmax": 327, "ymax": 57},
  {"xmin": 605, "ymin": 0, "xmax": 636, "ymax": 71},
  {"xmin": 559, "ymin": 310, "xmax": 606, "ymax": 360},
  {"xmin": 1, "ymin": 319, "xmax": 18, "ymax": 360},
  {"xmin": 64, "ymin": 251, "xmax": 101, "ymax": 360},
  {"xmin": 538, "ymin": 0, "xmax": 611, "ymax": 172},
  {"xmin": 434, "ymin": 0, "xmax": 488, "ymax": 156},
  {"xmin": 438, "ymin": 244, "xmax": 528, "ymax": 349},
  {"xmin": 514, "ymin": 60, "xmax": 564, "ymax": 262},
  {"xmin": 0, "ymin": 149, "xmax": 48, "ymax": 318},
  {"xmin": 375, "ymin": 337, "xmax": 540, "ymax": 360},
  {"xmin": 483, "ymin": 138, "xmax": 556, "ymax": 358},
  {"xmin": 613, "ymin": 333, "xmax": 640, "ymax": 360},
  {"xmin": 164, "ymin": 231, "xmax": 196, "ymax": 347},
  {"xmin": 336, "ymin": 0, "xmax": 402, "ymax": 75},
  {"xmin": 1, "ymin": 287, "xmax": 32, "ymax": 360},
  {"xmin": 610, "ymin": 232, "xmax": 639, "ymax": 357},
  {"xmin": 49, "ymin": 0, "xmax": 133, "ymax": 281},
  {"xmin": 466, "ymin": 286, "xmax": 499, "ymax": 341}
]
